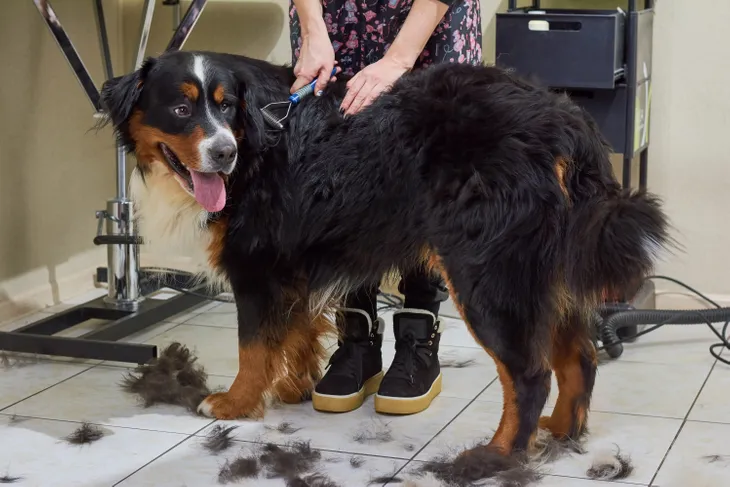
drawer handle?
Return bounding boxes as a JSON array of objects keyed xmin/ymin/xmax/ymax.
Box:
[{"xmin": 528, "ymin": 20, "xmax": 583, "ymax": 32}]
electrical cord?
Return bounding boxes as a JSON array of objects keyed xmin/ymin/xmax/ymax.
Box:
[
  {"xmin": 377, "ymin": 292, "xmax": 404, "ymax": 312},
  {"xmin": 597, "ymin": 275, "xmax": 730, "ymax": 365},
  {"xmin": 141, "ymin": 267, "xmax": 407, "ymax": 308}
]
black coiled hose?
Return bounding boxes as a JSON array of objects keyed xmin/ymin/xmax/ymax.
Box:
[{"xmin": 599, "ymin": 307, "xmax": 730, "ymax": 359}]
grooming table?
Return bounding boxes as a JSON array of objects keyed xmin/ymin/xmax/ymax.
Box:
[{"xmin": 0, "ymin": 0, "xmax": 212, "ymax": 365}]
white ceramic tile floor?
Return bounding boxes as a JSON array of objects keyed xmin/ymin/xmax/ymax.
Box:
[{"xmin": 1, "ymin": 296, "xmax": 729, "ymax": 486}]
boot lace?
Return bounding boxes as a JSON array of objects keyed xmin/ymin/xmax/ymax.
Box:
[
  {"xmin": 325, "ymin": 339, "xmax": 370, "ymax": 385},
  {"xmin": 388, "ymin": 333, "xmax": 433, "ymax": 385}
]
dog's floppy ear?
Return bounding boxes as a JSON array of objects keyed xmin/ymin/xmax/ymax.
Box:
[
  {"xmin": 234, "ymin": 66, "xmax": 283, "ymax": 153},
  {"xmin": 100, "ymin": 58, "xmax": 156, "ymax": 130},
  {"xmin": 236, "ymin": 80, "xmax": 271, "ymax": 153}
]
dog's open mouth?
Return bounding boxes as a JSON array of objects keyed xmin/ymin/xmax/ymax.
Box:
[
  {"xmin": 159, "ymin": 143, "xmax": 227, "ymax": 213},
  {"xmin": 160, "ymin": 143, "xmax": 193, "ymax": 190}
]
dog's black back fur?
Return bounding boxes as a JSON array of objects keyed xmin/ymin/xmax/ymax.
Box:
[{"xmin": 101, "ymin": 51, "xmax": 669, "ymax": 450}]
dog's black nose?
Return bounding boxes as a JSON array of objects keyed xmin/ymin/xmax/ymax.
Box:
[{"xmin": 209, "ymin": 141, "xmax": 237, "ymax": 166}]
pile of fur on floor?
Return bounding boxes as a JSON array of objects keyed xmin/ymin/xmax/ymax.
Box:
[
  {"xmin": 121, "ymin": 342, "xmax": 211, "ymax": 413},
  {"xmin": 217, "ymin": 441, "xmax": 341, "ymax": 486},
  {"xmin": 409, "ymin": 429, "xmax": 588, "ymax": 487}
]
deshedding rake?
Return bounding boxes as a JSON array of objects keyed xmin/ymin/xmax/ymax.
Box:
[{"xmin": 260, "ymin": 68, "xmax": 338, "ymax": 130}]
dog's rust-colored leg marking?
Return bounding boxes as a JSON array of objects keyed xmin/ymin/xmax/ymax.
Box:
[
  {"xmin": 200, "ymin": 282, "xmax": 335, "ymax": 418},
  {"xmin": 430, "ymin": 254, "xmax": 523, "ymax": 455},
  {"xmin": 199, "ymin": 341, "xmax": 272, "ymax": 419},
  {"xmin": 272, "ymin": 311, "xmax": 333, "ymax": 404},
  {"xmin": 540, "ymin": 323, "xmax": 596, "ymax": 440}
]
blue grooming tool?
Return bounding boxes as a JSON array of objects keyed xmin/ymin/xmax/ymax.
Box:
[{"xmin": 260, "ymin": 68, "xmax": 338, "ymax": 130}]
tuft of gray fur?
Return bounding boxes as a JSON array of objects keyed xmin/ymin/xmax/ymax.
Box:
[
  {"xmin": 265, "ymin": 421, "xmax": 303, "ymax": 435},
  {"xmin": 217, "ymin": 456, "xmax": 260, "ymax": 483},
  {"xmin": 531, "ymin": 428, "xmax": 586, "ymax": 465},
  {"xmin": 203, "ymin": 425, "xmax": 238, "ymax": 454},
  {"xmin": 258, "ymin": 441, "xmax": 322, "ymax": 479},
  {"xmin": 121, "ymin": 342, "xmax": 211, "ymax": 413},
  {"xmin": 0, "ymin": 352, "xmax": 38, "ymax": 368},
  {"xmin": 286, "ymin": 473, "xmax": 341, "ymax": 487},
  {"xmin": 352, "ymin": 420, "xmax": 393, "ymax": 444},
  {"xmin": 64, "ymin": 422, "xmax": 106, "ymax": 445},
  {"xmin": 586, "ymin": 448, "xmax": 634, "ymax": 481},
  {"xmin": 703, "ymin": 455, "xmax": 730, "ymax": 465},
  {"xmin": 7, "ymin": 414, "xmax": 28, "ymax": 425},
  {"xmin": 368, "ymin": 472, "xmax": 404, "ymax": 484},
  {"xmin": 439, "ymin": 358, "xmax": 476, "ymax": 369}
]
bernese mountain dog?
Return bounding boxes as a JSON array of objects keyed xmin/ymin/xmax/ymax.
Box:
[{"xmin": 100, "ymin": 50, "xmax": 669, "ymax": 456}]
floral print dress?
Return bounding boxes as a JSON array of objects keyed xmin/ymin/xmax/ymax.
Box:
[{"xmin": 289, "ymin": 0, "xmax": 483, "ymax": 75}]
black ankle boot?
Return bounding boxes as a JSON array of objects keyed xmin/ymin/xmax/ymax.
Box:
[
  {"xmin": 375, "ymin": 309, "xmax": 442, "ymax": 415},
  {"xmin": 312, "ymin": 309, "xmax": 384, "ymax": 413}
]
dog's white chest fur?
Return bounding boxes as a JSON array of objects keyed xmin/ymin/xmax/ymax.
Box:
[{"xmin": 129, "ymin": 165, "xmax": 230, "ymax": 292}]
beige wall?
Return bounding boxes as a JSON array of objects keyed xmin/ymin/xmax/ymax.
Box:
[
  {"xmin": 0, "ymin": 0, "xmax": 123, "ymax": 317},
  {"xmin": 1, "ymin": 0, "xmax": 728, "ymax": 320}
]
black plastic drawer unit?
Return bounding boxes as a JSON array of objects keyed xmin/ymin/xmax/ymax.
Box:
[{"xmin": 496, "ymin": 9, "xmax": 626, "ymax": 89}]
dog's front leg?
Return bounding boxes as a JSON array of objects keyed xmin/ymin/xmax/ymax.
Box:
[{"xmin": 198, "ymin": 289, "xmax": 275, "ymax": 420}]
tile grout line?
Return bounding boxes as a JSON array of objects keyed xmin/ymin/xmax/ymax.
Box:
[
  {"xmin": 111, "ymin": 421, "xmax": 215, "ymax": 486},
  {"xmin": 647, "ymin": 357, "xmax": 718, "ymax": 487},
  {"xmin": 383, "ymin": 378, "xmax": 499, "ymax": 486},
  {"xmin": 0, "ymin": 411, "xmax": 210, "ymax": 436},
  {"xmin": 0, "ymin": 362, "xmax": 98, "ymax": 414}
]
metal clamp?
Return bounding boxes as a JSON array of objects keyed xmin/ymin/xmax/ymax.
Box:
[{"xmin": 94, "ymin": 209, "xmax": 142, "ymax": 246}]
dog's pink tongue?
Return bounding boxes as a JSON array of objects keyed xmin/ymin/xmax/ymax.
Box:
[{"xmin": 191, "ymin": 171, "xmax": 226, "ymax": 212}]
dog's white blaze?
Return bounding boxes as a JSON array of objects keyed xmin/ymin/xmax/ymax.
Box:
[
  {"xmin": 129, "ymin": 166, "xmax": 231, "ymax": 293},
  {"xmin": 193, "ymin": 55, "xmax": 238, "ymax": 173}
]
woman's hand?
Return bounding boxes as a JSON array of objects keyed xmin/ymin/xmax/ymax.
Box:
[
  {"xmin": 292, "ymin": 23, "xmax": 338, "ymax": 94},
  {"xmin": 340, "ymin": 55, "xmax": 411, "ymax": 115}
]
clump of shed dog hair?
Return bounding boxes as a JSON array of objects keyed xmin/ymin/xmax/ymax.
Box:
[
  {"xmin": 586, "ymin": 447, "xmax": 634, "ymax": 481},
  {"xmin": 203, "ymin": 425, "xmax": 238, "ymax": 454},
  {"xmin": 120, "ymin": 342, "xmax": 211, "ymax": 412},
  {"xmin": 217, "ymin": 456, "xmax": 260, "ymax": 483},
  {"xmin": 63, "ymin": 422, "xmax": 107, "ymax": 445}
]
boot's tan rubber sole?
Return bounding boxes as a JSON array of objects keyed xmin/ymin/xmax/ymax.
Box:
[
  {"xmin": 374, "ymin": 373, "xmax": 443, "ymax": 415},
  {"xmin": 312, "ymin": 371, "xmax": 384, "ymax": 413}
]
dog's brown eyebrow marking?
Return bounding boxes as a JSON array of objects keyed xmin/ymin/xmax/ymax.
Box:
[
  {"xmin": 180, "ymin": 82, "xmax": 199, "ymax": 101},
  {"xmin": 213, "ymin": 84, "xmax": 225, "ymax": 104}
]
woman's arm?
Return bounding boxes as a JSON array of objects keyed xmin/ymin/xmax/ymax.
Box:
[
  {"xmin": 291, "ymin": 0, "xmax": 337, "ymax": 93},
  {"xmin": 292, "ymin": 0, "xmax": 326, "ymax": 37},
  {"xmin": 341, "ymin": 0, "xmax": 450, "ymax": 114},
  {"xmin": 385, "ymin": 0, "xmax": 450, "ymax": 70}
]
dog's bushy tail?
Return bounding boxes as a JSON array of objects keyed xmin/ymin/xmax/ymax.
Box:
[{"xmin": 565, "ymin": 189, "xmax": 669, "ymax": 303}]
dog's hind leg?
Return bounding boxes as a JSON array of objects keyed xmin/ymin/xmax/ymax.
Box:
[
  {"xmin": 540, "ymin": 310, "xmax": 597, "ymax": 441},
  {"xmin": 433, "ymin": 253, "xmax": 553, "ymax": 456},
  {"xmin": 272, "ymin": 310, "xmax": 335, "ymax": 404}
]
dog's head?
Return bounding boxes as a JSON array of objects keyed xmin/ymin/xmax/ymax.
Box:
[{"xmin": 100, "ymin": 51, "xmax": 282, "ymax": 212}]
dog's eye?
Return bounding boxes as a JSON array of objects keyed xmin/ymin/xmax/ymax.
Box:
[
  {"xmin": 173, "ymin": 105, "xmax": 190, "ymax": 117},
  {"xmin": 220, "ymin": 101, "xmax": 232, "ymax": 113}
]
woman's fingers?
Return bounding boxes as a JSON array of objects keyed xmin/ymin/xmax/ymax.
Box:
[
  {"xmin": 341, "ymin": 73, "xmax": 367, "ymax": 113},
  {"xmin": 291, "ymin": 75, "xmax": 314, "ymax": 93}
]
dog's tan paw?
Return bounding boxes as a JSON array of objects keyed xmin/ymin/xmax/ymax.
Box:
[{"xmin": 197, "ymin": 391, "xmax": 264, "ymax": 420}]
